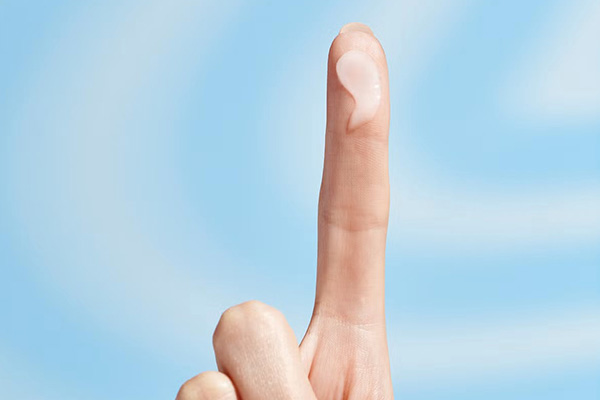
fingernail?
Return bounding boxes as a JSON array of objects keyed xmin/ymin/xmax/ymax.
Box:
[
  {"xmin": 336, "ymin": 50, "xmax": 381, "ymax": 131},
  {"xmin": 339, "ymin": 22, "xmax": 374, "ymax": 36}
]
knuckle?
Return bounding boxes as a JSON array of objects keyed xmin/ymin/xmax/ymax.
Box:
[
  {"xmin": 231, "ymin": 299, "xmax": 276, "ymax": 316},
  {"xmin": 213, "ymin": 300, "xmax": 284, "ymax": 348},
  {"xmin": 176, "ymin": 381, "xmax": 195, "ymax": 400},
  {"xmin": 177, "ymin": 371, "xmax": 234, "ymax": 400}
]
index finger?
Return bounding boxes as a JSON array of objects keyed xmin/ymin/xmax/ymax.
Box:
[{"xmin": 313, "ymin": 23, "xmax": 390, "ymax": 324}]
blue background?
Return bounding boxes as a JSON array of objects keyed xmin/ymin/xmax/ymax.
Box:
[{"xmin": 1, "ymin": 0, "xmax": 599, "ymax": 398}]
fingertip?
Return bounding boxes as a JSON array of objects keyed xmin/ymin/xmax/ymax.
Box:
[
  {"xmin": 327, "ymin": 23, "xmax": 389, "ymax": 135},
  {"xmin": 339, "ymin": 22, "xmax": 374, "ymax": 36},
  {"xmin": 330, "ymin": 25, "xmax": 386, "ymax": 69}
]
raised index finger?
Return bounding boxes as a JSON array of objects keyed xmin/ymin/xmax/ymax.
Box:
[{"xmin": 313, "ymin": 23, "xmax": 390, "ymax": 324}]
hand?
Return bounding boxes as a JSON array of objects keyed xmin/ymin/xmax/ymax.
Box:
[{"xmin": 177, "ymin": 22, "xmax": 392, "ymax": 400}]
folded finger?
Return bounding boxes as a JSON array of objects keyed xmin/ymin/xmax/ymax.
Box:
[{"xmin": 212, "ymin": 301, "xmax": 317, "ymax": 400}]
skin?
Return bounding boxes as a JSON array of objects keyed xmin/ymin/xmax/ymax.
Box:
[{"xmin": 177, "ymin": 22, "xmax": 393, "ymax": 400}]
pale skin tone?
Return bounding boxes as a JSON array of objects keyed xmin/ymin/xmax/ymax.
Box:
[{"xmin": 177, "ymin": 22, "xmax": 393, "ymax": 400}]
